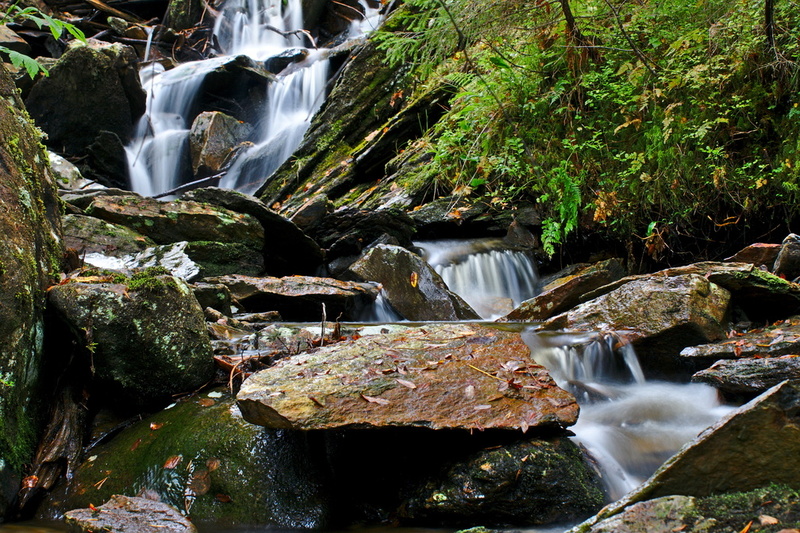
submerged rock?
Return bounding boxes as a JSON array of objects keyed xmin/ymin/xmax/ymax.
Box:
[
  {"xmin": 65, "ymin": 495, "xmax": 196, "ymax": 533},
  {"xmin": 403, "ymin": 437, "xmax": 604, "ymax": 527},
  {"xmin": 0, "ymin": 62, "xmax": 64, "ymax": 518},
  {"xmin": 347, "ymin": 244, "xmax": 480, "ymax": 321},
  {"xmin": 47, "ymin": 276, "xmax": 213, "ymax": 406},
  {"xmin": 544, "ymin": 274, "xmax": 730, "ymax": 375},
  {"xmin": 56, "ymin": 392, "xmax": 330, "ymax": 528},
  {"xmin": 209, "ymin": 274, "xmax": 378, "ymax": 321},
  {"xmin": 502, "ymin": 258, "xmax": 627, "ymax": 322},
  {"xmin": 238, "ymin": 324, "xmax": 578, "ymax": 431}
]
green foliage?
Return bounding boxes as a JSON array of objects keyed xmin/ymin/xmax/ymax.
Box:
[
  {"xmin": 378, "ymin": 0, "xmax": 800, "ymax": 256},
  {"xmin": 0, "ymin": 2, "xmax": 86, "ymax": 78}
]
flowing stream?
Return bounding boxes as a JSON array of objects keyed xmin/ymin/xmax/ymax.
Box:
[{"xmin": 127, "ymin": 0, "xmax": 381, "ymax": 197}]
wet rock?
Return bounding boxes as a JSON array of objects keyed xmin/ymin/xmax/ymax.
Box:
[
  {"xmin": 238, "ymin": 323, "xmax": 579, "ymax": 431},
  {"xmin": 310, "ymin": 208, "xmax": 417, "ymax": 263},
  {"xmin": 25, "ymin": 40, "xmax": 146, "ymax": 156},
  {"xmin": 410, "ymin": 198, "xmax": 500, "ymax": 240},
  {"xmin": 82, "ymin": 241, "xmax": 202, "ymax": 281},
  {"xmin": 185, "ymin": 241, "xmax": 265, "ymax": 277},
  {"xmin": 264, "ymin": 48, "xmax": 310, "ymax": 74},
  {"xmin": 773, "ymin": 233, "xmax": 800, "ymax": 281},
  {"xmin": 207, "ymin": 274, "xmax": 378, "ymax": 321},
  {"xmin": 63, "ymin": 214, "xmax": 155, "ymax": 256},
  {"xmin": 47, "ymin": 276, "xmax": 214, "ymax": 406},
  {"xmin": 55, "ymin": 392, "xmax": 329, "ymax": 528},
  {"xmin": 189, "ymin": 112, "xmax": 252, "ymax": 177},
  {"xmin": 192, "ymin": 282, "xmax": 233, "ymax": 316},
  {"xmin": 582, "ymin": 262, "xmax": 800, "ymax": 323},
  {"xmin": 0, "ymin": 25, "xmax": 31, "ymax": 56},
  {"xmin": 61, "ymin": 187, "xmax": 133, "ymax": 211},
  {"xmin": 724, "ymin": 242, "xmax": 781, "ymax": 268},
  {"xmin": 195, "ymin": 55, "xmax": 276, "ymax": 122},
  {"xmin": 584, "ymin": 495, "xmax": 697, "ymax": 533},
  {"xmin": 692, "ymin": 356, "xmax": 800, "ymax": 395},
  {"xmin": 681, "ymin": 317, "xmax": 800, "ymax": 360},
  {"xmin": 85, "ymin": 193, "xmax": 265, "ymax": 251},
  {"xmin": 347, "ymin": 244, "xmax": 480, "ymax": 321},
  {"xmin": 49, "ymin": 151, "xmax": 100, "ymax": 190},
  {"xmin": 544, "ymin": 274, "xmax": 731, "ymax": 376},
  {"xmin": 502, "ymin": 258, "xmax": 627, "ymax": 322},
  {"xmin": 182, "ymin": 187, "xmax": 323, "ymax": 275},
  {"xmin": 0, "ymin": 62, "xmax": 64, "ymax": 518},
  {"xmin": 290, "ymin": 194, "xmax": 331, "ymax": 233},
  {"xmin": 65, "ymin": 495, "xmax": 196, "ymax": 533},
  {"xmin": 403, "ymin": 437, "xmax": 604, "ymax": 527},
  {"xmin": 85, "ymin": 130, "xmax": 130, "ymax": 189}
]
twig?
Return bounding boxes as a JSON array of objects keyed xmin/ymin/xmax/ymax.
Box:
[{"xmin": 467, "ymin": 364, "xmax": 504, "ymax": 381}]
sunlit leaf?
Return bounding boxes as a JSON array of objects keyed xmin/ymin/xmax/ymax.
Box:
[
  {"xmin": 163, "ymin": 455, "xmax": 182, "ymax": 469},
  {"xmin": 396, "ymin": 379, "xmax": 417, "ymax": 389},
  {"xmin": 409, "ymin": 272, "xmax": 419, "ymax": 288},
  {"xmin": 198, "ymin": 398, "xmax": 215, "ymax": 407},
  {"xmin": 150, "ymin": 422, "xmax": 163, "ymax": 430},
  {"xmin": 361, "ymin": 394, "xmax": 390, "ymax": 405}
]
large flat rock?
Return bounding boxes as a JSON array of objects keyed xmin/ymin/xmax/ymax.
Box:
[{"xmin": 237, "ymin": 324, "xmax": 578, "ymax": 431}]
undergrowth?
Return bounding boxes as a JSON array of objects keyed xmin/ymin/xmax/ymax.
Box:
[{"xmin": 376, "ymin": 0, "xmax": 800, "ymax": 257}]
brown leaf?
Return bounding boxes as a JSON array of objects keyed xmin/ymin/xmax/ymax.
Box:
[
  {"xmin": 150, "ymin": 422, "xmax": 163, "ymax": 431},
  {"xmin": 188, "ymin": 470, "xmax": 211, "ymax": 496},
  {"xmin": 215, "ymin": 494, "xmax": 232, "ymax": 503},
  {"xmin": 309, "ymin": 396, "xmax": 325, "ymax": 407},
  {"xmin": 22, "ymin": 475, "xmax": 38, "ymax": 489},
  {"xmin": 206, "ymin": 458, "xmax": 221, "ymax": 471},
  {"xmin": 759, "ymin": 515, "xmax": 779, "ymax": 526},
  {"xmin": 130, "ymin": 438, "xmax": 142, "ymax": 451},
  {"xmin": 739, "ymin": 521, "xmax": 753, "ymax": 533},
  {"xmin": 361, "ymin": 394, "xmax": 390, "ymax": 405},
  {"xmin": 163, "ymin": 455, "xmax": 182, "ymax": 469},
  {"xmin": 198, "ymin": 398, "xmax": 215, "ymax": 407},
  {"xmin": 396, "ymin": 379, "xmax": 417, "ymax": 389}
]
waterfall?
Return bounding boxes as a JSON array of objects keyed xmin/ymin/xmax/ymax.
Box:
[
  {"xmin": 127, "ymin": 0, "xmax": 382, "ymax": 197},
  {"xmin": 415, "ymin": 238, "xmax": 539, "ymax": 319},
  {"xmin": 522, "ymin": 329, "xmax": 733, "ymax": 501}
]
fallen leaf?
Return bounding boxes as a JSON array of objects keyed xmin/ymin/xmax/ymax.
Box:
[
  {"xmin": 206, "ymin": 458, "xmax": 220, "ymax": 471},
  {"xmin": 361, "ymin": 394, "xmax": 390, "ymax": 405},
  {"xmin": 163, "ymin": 455, "xmax": 182, "ymax": 469},
  {"xmin": 216, "ymin": 494, "xmax": 232, "ymax": 503},
  {"xmin": 189, "ymin": 470, "xmax": 211, "ymax": 496},
  {"xmin": 198, "ymin": 398, "xmax": 215, "ymax": 407},
  {"xmin": 464, "ymin": 385, "xmax": 475, "ymax": 398},
  {"xmin": 759, "ymin": 515, "xmax": 779, "ymax": 525},
  {"xmin": 150, "ymin": 423, "xmax": 163, "ymax": 431},
  {"xmin": 739, "ymin": 520, "xmax": 753, "ymax": 533},
  {"xmin": 22, "ymin": 475, "xmax": 38, "ymax": 489},
  {"xmin": 474, "ymin": 405, "xmax": 491, "ymax": 411},
  {"xmin": 409, "ymin": 272, "xmax": 419, "ymax": 288},
  {"xmin": 396, "ymin": 379, "xmax": 417, "ymax": 389},
  {"xmin": 130, "ymin": 438, "xmax": 142, "ymax": 451},
  {"xmin": 309, "ymin": 396, "xmax": 325, "ymax": 407}
]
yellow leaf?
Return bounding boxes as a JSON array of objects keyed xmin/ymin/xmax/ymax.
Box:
[{"xmin": 410, "ymin": 272, "xmax": 419, "ymax": 288}]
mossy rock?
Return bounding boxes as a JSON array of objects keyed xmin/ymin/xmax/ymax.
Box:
[
  {"xmin": 47, "ymin": 275, "xmax": 213, "ymax": 407},
  {"xmin": 57, "ymin": 391, "xmax": 330, "ymax": 528},
  {"xmin": 185, "ymin": 241, "xmax": 265, "ymax": 278},
  {"xmin": 63, "ymin": 214, "xmax": 156, "ymax": 256},
  {"xmin": 0, "ymin": 62, "xmax": 64, "ymax": 515}
]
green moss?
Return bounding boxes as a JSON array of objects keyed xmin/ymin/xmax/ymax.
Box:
[
  {"xmin": 127, "ymin": 267, "xmax": 174, "ymax": 292},
  {"xmin": 687, "ymin": 484, "xmax": 800, "ymax": 531}
]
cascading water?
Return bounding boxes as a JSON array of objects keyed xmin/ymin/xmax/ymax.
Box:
[
  {"xmin": 415, "ymin": 239, "xmax": 539, "ymax": 319},
  {"xmin": 127, "ymin": 0, "xmax": 382, "ymax": 197},
  {"xmin": 522, "ymin": 329, "xmax": 734, "ymax": 501}
]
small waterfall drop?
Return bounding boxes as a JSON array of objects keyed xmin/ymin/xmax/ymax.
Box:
[
  {"xmin": 522, "ymin": 329, "xmax": 733, "ymax": 501},
  {"xmin": 416, "ymin": 239, "xmax": 539, "ymax": 319}
]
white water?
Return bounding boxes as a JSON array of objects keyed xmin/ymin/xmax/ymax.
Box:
[
  {"xmin": 522, "ymin": 329, "xmax": 733, "ymax": 501},
  {"xmin": 415, "ymin": 239, "xmax": 539, "ymax": 319},
  {"xmin": 127, "ymin": 0, "xmax": 382, "ymax": 197}
]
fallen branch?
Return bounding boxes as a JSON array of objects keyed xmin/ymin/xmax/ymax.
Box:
[{"xmin": 84, "ymin": 0, "xmax": 142, "ymax": 23}]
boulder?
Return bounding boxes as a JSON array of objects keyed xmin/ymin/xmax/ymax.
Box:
[
  {"xmin": 189, "ymin": 112, "xmax": 252, "ymax": 177},
  {"xmin": 0, "ymin": 62, "xmax": 64, "ymax": 519},
  {"xmin": 85, "ymin": 130, "xmax": 130, "ymax": 189},
  {"xmin": 0, "ymin": 25, "xmax": 31, "ymax": 56},
  {"xmin": 25, "ymin": 40, "xmax": 146, "ymax": 156},
  {"xmin": 184, "ymin": 241, "xmax": 264, "ymax": 277},
  {"xmin": 544, "ymin": 274, "xmax": 731, "ymax": 375},
  {"xmin": 62, "ymin": 214, "xmax": 155, "ymax": 256},
  {"xmin": 65, "ymin": 495, "xmax": 196, "ymax": 533},
  {"xmin": 237, "ymin": 324, "xmax": 579, "ymax": 431},
  {"xmin": 264, "ymin": 48, "xmax": 310, "ymax": 74},
  {"xmin": 403, "ymin": 437, "xmax": 604, "ymax": 527},
  {"xmin": 773, "ymin": 233, "xmax": 800, "ymax": 281},
  {"xmin": 182, "ymin": 187, "xmax": 323, "ymax": 275},
  {"xmin": 347, "ymin": 244, "xmax": 480, "ymax": 321},
  {"xmin": 692, "ymin": 356, "xmax": 800, "ymax": 395},
  {"xmin": 48, "ymin": 151, "xmax": 99, "ymax": 190},
  {"xmin": 208, "ymin": 274, "xmax": 378, "ymax": 321},
  {"xmin": 502, "ymin": 258, "xmax": 627, "ymax": 322},
  {"xmin": 85, "ymin": 193, "xmax": 265, "ymax": 250},
  {"xmin": 583, "ymin": 495, "xmax": 697, "ymax": 533},
  {"xmin": 47, "ymin": 275, "xmax": 214, "ymax": 406},
  {"xmin": 572, "ymin": 381, "xmax": 800, "ymax": 532},
  {"xmin": 724, "ymin": 242, "xmax": 781, "ymax": 268},
  {"xmin": 290, "ymin": 194, "xmax": 331, "ymax": 232},
  {"xmin": 192, "ymin": 282, "xmax": 233, "ymax": 315},
  {"xmin": 55, "ymin": 392, "xmax": 330, "ymax": 528},
  {"xmin": 82, "ymin": 241, "xmax": 202, "ymax": 281}
]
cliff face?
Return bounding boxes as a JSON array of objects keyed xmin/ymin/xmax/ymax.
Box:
[{"xmin": 0, "ymin": 62, "xmax": 64, "ymax": 519}]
